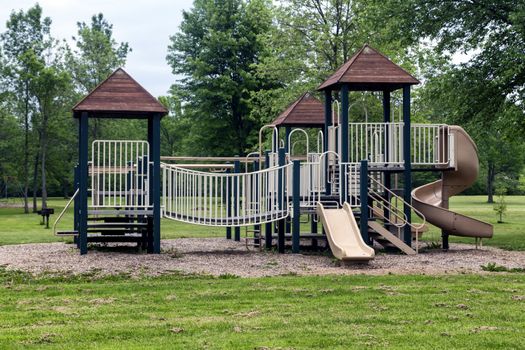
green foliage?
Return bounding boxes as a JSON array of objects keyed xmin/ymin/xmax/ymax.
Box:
[
  {"xmin": 167, "ymin": 0, "xmax": 273, "ymax": 156},
  {"xmin": 493, "ymin": 188, "xmax": 508, "ymax": 223},
  {"xmin": 66, "ymin": 13, "xmax": 130, "ymax": 94},
  {"xmin": 481, "ymin": 262, "xmax": 525, "ymax": 273}
]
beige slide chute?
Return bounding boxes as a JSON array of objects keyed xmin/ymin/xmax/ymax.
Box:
[
  {"xmin": 412, "ymin": 126, "xmax": 493, "ymax": 239},
  {"xmin": 316, "ymin": 202, "xmax": 375, "ymax": 261}
]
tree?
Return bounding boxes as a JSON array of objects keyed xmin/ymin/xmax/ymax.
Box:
[
  {"xmin": 167, "ymin": 0, "xmax": 273, "ymax": 156},
  {"xmin": 26, "ymin": 51, "xmax": 71, "ymax": 209},
  {"xmin": 0, "ymin": 4, "xmax": 52, "ymax": 212},
  {"xmin": 66, "ymin": 13, "xmax": 131, "ymax": 140}
]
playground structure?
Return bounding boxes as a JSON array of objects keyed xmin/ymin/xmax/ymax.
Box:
[{"xmin": 54, "ymin": 45, "xmax": 493, "ymax": 257}]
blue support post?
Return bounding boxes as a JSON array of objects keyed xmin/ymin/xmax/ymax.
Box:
[
  {"xmin": 264, "ymin": 150, "xmax": 272, "ymax": 249},
  {"xmin": 341, "ymin": 84, "xmax": 349, "ymax": 203},
  {"xmin": 292, "ymin": 160, "xmax": 300, "ymax": 253},
  {"xmin": 383, "ymin": 91, "xmax": 391, "ymax": 224},
  {"xmin": 73, "ymin": 164, "xmax": 79, "ymax": 245},
  {"xmin": 277, "ymin": 147, "xmax": 286, "ymax": 253},
  {"xmin": 234, "ymin": 159, "xmax": 241, "ymax": 241},
  {"xmin": 324, "ymin": 89, "xmax": 332, "ymax": 195},
  {"xmin": 253, "ymin": 160, "xmax": 261, "ymax": 246},
  {"xmin": 359, "ymin": 160, "xmax": 369, "ymax": 244},
  {"xmin": 78, "ymin": 112, "xmax": 89, "ymax": 255},
  {"xmin": 148, "ymin": 113, "xmax": 162, "ymax": 254},
  {"xmin": 402, "ymin": 86, "xmax": 412, "ymax": 246},
  {"xmin": 284, "ymin": 126, "xmax": 291, "ymax": 153},
  {"xmin": 226, "ymin": 167, "xmax": 232, "ymax": 240}
]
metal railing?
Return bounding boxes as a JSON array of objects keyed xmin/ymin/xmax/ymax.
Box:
[
  {"xmin": 91, "ymin": 140, "xmax": 151, "ymax": 208},
  {"xmin": 347, "ymin": 123, "xmax": 452, "ymax": 166},
  {"xmin": 52, "ymin": 189, "xmax": 79, "ymax": 236},
  {"xmin": 162, "ymin": 162, "xmax": 291, "ymax": 226}
]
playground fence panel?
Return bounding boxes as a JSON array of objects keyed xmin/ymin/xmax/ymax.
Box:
[
  {"xmin": 162, "ymin": 162, "xmax": 291, "ymax": 226},
  {"xmin": 90, "ymin": 140, "xmax": 151, "ymax": 208}
]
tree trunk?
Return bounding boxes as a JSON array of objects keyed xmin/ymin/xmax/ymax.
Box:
[
  {"xmin": 40, "ymin": 115, "xmax": 48, "ymax": 209},
  {"xmin": 23, "ymin": 83, "xmax": 29, "ymax": 214},
  {"xmin": 32, "ymin": 151, "xmax": 39, "ymax": 212},
  {"xmin": 486, "ymin": 161, "xmax": 495, "ymax": 203}
]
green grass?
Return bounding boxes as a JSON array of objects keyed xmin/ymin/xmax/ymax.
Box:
[
  {"xmin": 0, "ymin": 198, "xmax": 226, "ymax": 246},
  {"xmin": 0, "ymin": 270, "xmax": 524, "ymax": 349},
  {"xmin": 2, "ymin": 195, "xmax": 524, "ymax": 250},
  {"xmin": 419, "ymin": 196, "xmax": 525, "ymax": 251}
]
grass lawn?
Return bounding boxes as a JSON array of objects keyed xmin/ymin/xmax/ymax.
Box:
[
  {"xmin": 419, "ymin": 196, "xmax": 525, "ymax": 251},
  {"xmin": 1, "ymin": 195, "xmax": 524, "ymax": 250},
  {"xmin": 0, "ymin": 271, "xmax": 524, "ymax": 349}
]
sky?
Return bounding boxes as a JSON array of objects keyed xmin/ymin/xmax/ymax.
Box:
[{"xmin": 0, "ymin": 0, "xmax": 194, "ymax": 97}]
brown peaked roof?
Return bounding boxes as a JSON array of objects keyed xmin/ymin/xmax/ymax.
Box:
[
  {"xmin": 318, "ymin": 45, "xmax": 420, "ymax": 91},
  {"xmin": 73, "ymin": 68, "xmax": 168, "ymax": 117},
  {"xmin": 272, "ymin": 92, "xmax": 325, "ymax": 127}
]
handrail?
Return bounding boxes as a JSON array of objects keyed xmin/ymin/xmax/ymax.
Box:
[
  {"xmin": 368, "ymin": 175, "xmax": 426, "ymax": 230},
  {"xmin": 317, "ymin": 130, "xmax": 324, "ymax": 153},
  {"xmin": 53, "ymin": 189, "xmax": 79, "ymax": 236},
  {"xmin": 288, "ymin": 128, "xmax": 309, "ymax": 156},
  {"xmin": 258, "ymin": 125, "xmax": 279, "ymax": 160},
  {"xmin": 368, "ymin": 175, "xmax": 426, "ymax": 252}
]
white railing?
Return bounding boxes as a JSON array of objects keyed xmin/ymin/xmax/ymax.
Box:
[
  {"xmin": 349, "ymin": 122, "xmax": 403, "ymax": 165},
  {"xmin": 347, "ymin": 123, "xmax": 452, "ymax": 166},
  {"xmin": 411, "ymin": 124, "xmax": 450, "ymax": 165},
  {"xmin": 162, "ymin": 162, "xmax": 291, "ymax": 226},
  {"xmin": 90, "ymin": 140, "xmax": 151, "ymax": 208}
]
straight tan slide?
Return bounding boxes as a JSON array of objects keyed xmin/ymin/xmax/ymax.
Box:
[
  {"xmin": 316, "ymin": 202, "xmax": 375, "ymax": 261},
  {"xmin": 412, "ymin": 126, "xmax": 493, "ymax": 239}
]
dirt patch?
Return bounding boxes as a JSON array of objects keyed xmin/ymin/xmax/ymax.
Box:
[{"xmin": 0, "ymin": 238, "xmax": 525, "ymax": 278}]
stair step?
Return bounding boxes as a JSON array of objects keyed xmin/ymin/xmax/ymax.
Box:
[
  {"xmin": 87, "ymin": 222, "xmax": 148, "ymax": 228},
  {"xmin": 56, "ymin": 230, "xmax": 78, "ymax": 236},
  {"xmin": 368, "ymin": 221, "xmax": 416, "ymax": 255}
]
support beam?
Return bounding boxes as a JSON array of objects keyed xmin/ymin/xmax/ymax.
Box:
[
  {"xmin": 78, "ymin": 112, "xmax": 89, "ymax": 255},
  {"xmin": 340, "ymin": 85, "xmax": 349, "ymax": 163},
  {"xmin": 341, "ymin": 85, "xmax": 349, "ymax": 203},
  {"xmin": 292, "ymin": 160, "xmax": 300, "ymax": 253},
  {"xmin": 284, "ymin": 126, "xmax": 291, "ymax": 153},
  {"xmin": 148, "ymin": 113, "xmax": 162, "ymax": 254},
  {"xmin": 234, "ymin": 159, "xmax": 241, "ymax": 241},
  {"xmin": 264, "ymin": 150, "xmax": 272, "ymax": 249},
  {"xmin": 402, "ymin": 86, "xmax": 412, "ymax": 246},
  {"xmin": 226, "ymin": 167, "xmax": 232, "ymax": 240},
  {"xmin": 359, "ymin": 160, "xmax": 369, "ymax": 244},
  {"xmin": 324, "ymin": 90, "xmax": 332, "ymax": 195},
  {"xmin": 277, "ymin": 147, "xmax": 286, "ymax": 253},
  {"xmin": 383, "ymin": 91, "xmax": 391, "ymax": 225},
  {"xmin": 253, "ymin": 160, "xmax": 261, "ymax": 246}
]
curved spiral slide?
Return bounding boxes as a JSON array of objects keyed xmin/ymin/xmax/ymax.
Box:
[
  {"xmin": 317, "ymin": 202, "xmax": 375, "ymax": 261},
  {"xmin": 412, "ymin": 126, "xmax": 493, "ymax": 239}
]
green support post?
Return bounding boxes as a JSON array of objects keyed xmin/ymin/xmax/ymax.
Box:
[
  {"xmin": 292, "ymin": 160, "xmax": 300, "ymax": 253},
  {"xmin": 402, "ymin": 86, "xmax": 412, "ymax": 246},
  {"xmin": 234, "ymin": 159, "xmax": 241, "ymax": 241},
  {"xmin": 78, "ymin": 112, "xmax": 88, "ymax": 255},
  {"xmin": 277, "ymin": 147, "xmax": 286, "ymax": 253},
  {"xmin": 360, "ymin": 160, "xmax": 369, "ymax": 244}
]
